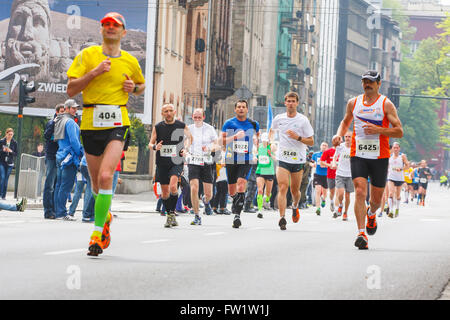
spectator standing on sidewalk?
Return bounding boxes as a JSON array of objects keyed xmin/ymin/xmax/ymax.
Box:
[
  {"xmin": 32, "ymin": 143, "xmax": 46, "ymax": 157},
  {"xmin": 53, "ymin": 99, "xmax": 83, "ymax": 221},
  {"xmin": 43, "ymin": 104, "xmax": 65, "ymax": 219},
  {"xmin": 0, "ymin": 128, "xmax": 18, "ymax": 200}
]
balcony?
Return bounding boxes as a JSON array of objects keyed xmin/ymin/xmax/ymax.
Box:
[
  {"xmin": 280, "ymin": 17, "xmax": 299, "ymax": 34},
  {"xmin": 277, "ymin": 54, "xmax": 291, "ymax": 73},
  {"xmin": 287, "ymin": 64, "xmax": 300, "ymax": 80},
  {"xmin": 209, "ymin": 66, "xmax": 235, "ymax": 101},
  {"xmin": 186, "ymin": 0, "xmax": 208, "ymax": 7}
]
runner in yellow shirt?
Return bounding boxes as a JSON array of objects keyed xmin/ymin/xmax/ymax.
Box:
[
  {"xmin": 403, "ymin": 165, "xmax": 413, "ymax": 204},
  {"xmin": 66, "ymin": 12, "xmax": 145, "ymax": 256}
]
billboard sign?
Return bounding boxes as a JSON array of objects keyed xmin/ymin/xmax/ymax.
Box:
[{"xmin": 0, "ymin": 0, "xmax": 156, "ymax": 121}]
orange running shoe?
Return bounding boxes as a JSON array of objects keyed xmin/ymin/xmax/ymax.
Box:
[
  {"xmin": 366, "ymin": 208, "xmax": 378, "ymax": 236},
  {"xmin": 292, "ymin": 207, "xmax": 300, "ymax": 223},
  {"xmin": 354, "ymin": 232, "xmax": 368, "ymax": 250},
  {"xmin": 87, "ymin": 235, "xmax": 103, "ymax": 256},
  {"xmin": 342, "ymin": 212, "xmax": 348, "ymax": 221},
  {"xmin": 102, "ymin": 211, "xmax": 113, "ymax": 249}
]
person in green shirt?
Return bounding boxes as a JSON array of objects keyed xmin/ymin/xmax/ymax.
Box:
[{"xmin": 255, "ymin": 133, "xmax": 277, "ymax": 218}]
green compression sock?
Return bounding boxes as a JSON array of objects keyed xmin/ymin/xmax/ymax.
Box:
[
  {"xmin": 257, "ymin": 194, "xmax": 263, "ymax": 211},
  {"xmin": 265, "ymin": 194, "xmax": 271, "ymax": 202},
  {"xmin": 94, "ymin": 189, "xmax": 113, "ymax": 230}
]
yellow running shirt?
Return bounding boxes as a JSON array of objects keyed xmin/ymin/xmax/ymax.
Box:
[
  {"xmin": 67, "ymin": 45, "xmax": 145, "ymax": 130},
  {"xmin": 404, "ymin": 167, "xmax": 413, "ymax": 184}
]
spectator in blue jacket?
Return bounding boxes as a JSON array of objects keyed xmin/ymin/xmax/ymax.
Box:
[
  {"xmin": 42, "ymin": 104, "xmax": 65, "ymax": 219},
  {"xmin": 53, "ymin": 99, "xmax": 83, "ymax": 220}
]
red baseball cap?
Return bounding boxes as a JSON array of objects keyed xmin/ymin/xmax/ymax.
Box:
[{"xmin": 101, "ymin": 12, "xmax": 126, "ymax": 29}]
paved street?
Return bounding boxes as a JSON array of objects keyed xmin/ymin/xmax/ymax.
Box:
[{"xmin": 0, "ymin": 183, "xmax": 449, "ymax": 300}]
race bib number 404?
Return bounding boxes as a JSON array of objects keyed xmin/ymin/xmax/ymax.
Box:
[
  {"xmin": 93, "ymin": 105, "xmax": 123, "ymax": 128},
  {"xmin": 356, "ymin": 139, "xmax": 380, "ymax": 157}
]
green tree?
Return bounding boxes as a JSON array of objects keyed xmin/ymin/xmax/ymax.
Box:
[
  {"xmin": 128, "ymin": 114, "xmax": 150, "ymax": 174},
  {"xmin": 398, "ymin": 37, "xmax": 443, "ymax": 161}
]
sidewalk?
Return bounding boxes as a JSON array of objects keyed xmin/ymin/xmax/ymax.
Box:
[{"xmin": 2, "ymin": 191, "xmax": 160, "ymax": 213}]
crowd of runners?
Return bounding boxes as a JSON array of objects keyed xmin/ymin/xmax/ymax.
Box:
[{"xmin": 56, "ymin": 12, "xmax": 440, "ymax": 256}]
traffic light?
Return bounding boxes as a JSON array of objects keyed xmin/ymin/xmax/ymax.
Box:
[
  {"xmin": 388, "ymin": 87, "xmax": 400, "ymax": 108},
  {"xmin": 18, "ymin": 80, "xmax": 36, "ymax": 108}
]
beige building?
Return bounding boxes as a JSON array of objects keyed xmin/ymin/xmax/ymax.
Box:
[
  {"xmin": 182, "ymin": 1, "xmax": 209, "ymax": 124},
  {"xmin": 153, "ymin": 0, "xmax": 187, "ymax": 124}
]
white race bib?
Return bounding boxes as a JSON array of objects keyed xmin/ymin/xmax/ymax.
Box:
[
  {"xmin": 189, "ymin": 155, "xmax": 205, "ymax": 166},
  {"xmin": 160, "ymin": 145, "xmax": 177, "ymax": 157},
  {"xmin": 93, "ymin": 105, "xmax": 123, "ymax": 128},
  {"xmin": 233, "ymin": 141, "xmax": 249, "ymax": 154},
  {"xmin": 259, "ymin": 155, "xmax": 270, "ymax": 165},
  {"xmin": 419, "ymin": 178, "xmax": 427, "ymax": 184},
  {"xmin": 280, "ymin": 148, "xmax": 299, "ymax": 162},
  {"xmin": 356, "ymin": 139, "xmax": 380, "ymax": 157}
]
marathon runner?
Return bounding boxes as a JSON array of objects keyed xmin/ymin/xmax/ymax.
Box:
[
  {"xmin": 331, "ymin": 131, "xmax": 353, "ymax": 221},
  {"xmin": 403, "ymin": 161, "xmax": 414, "ymax": 203},
  {"xmin": 186, "ymin": 108, "xmax": 218, "ymax": 226},
  {"xmin": 255, "ymin": 132, "xmax": 276, "ymax": 219},
  {"xmin": 417, "ymin": 160, "xmax": 432, "ymax": 206},
  {"xmin": 386, "ymin": 142, "xmax": 409, "ymax": 218},
  {"xmin": 332, "ymin": 70, "xmax": 404, "ymax": 250},
  {"xmin": 269, "ymin": 92, "xmax": 314, "ymax": 230},
  {"xmin": 412, "ymin": 162, "xmax": 420, "ymax": 203},
  {"xmin": 311, "ymin": 142, "xmax": 328, "ymax": 215},
  {"xmin": 149, "ymin": 104, "xmax": 192, "ymax": 228},
  {"xmin": 321, "ymin": 143, "xmax": 337, "ymax": 215},
  {"xmin": 66, "ymin": 12, "xmax": 145, "ymax": 256},
  {"xmin": 222, "ymin": 100, "xmax": 260, "ymax": 228}
]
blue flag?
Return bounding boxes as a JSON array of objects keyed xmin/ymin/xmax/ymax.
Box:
[{"xmin": 266, "ymin": 100, "xmax": 273, "ymax": 130}]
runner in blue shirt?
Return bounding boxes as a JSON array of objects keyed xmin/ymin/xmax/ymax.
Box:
[
  {"xmin": 221, "ymin": 100, "xmax": 260, "ymax": 228},
  {"xmin": 311, "ymin": 142, "xmax": 329, "ymax": 215}
]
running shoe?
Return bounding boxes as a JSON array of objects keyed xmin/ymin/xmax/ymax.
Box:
[
  {"xmin": 279, "ymin": 217, "xmax": 287, "ymax": 230},
  {"xmin": 263, "ymin": 201, "xmax": 270, "ymax": 210},
  {"xmin": 164, "ymin": 213, "xmax": 174, "ymax": 228},
  {"xmin": 171, "ymin": 213, "xmax": 179, "ymax": 227},
  {"xmin": 354, "ymin": 232, "xmax": 368, "ymax": 250},
  {"xmin": 388, "ymin": 210, "xmax": 394, "ymax": 218},
  {"xmin": 87, "ymin": 235, "xmax": 103, "ymax": 256},
  {"xmin": 378, "ymin": 211, "xmax": 383, "ymax": 218},
  {"xmin": 257, "ymin": 212, "xmax": 263, "ymax": 219},
  {"xmin": 342, "ymin": 213, "xmax": 348, "ymax": 221},
  {"xmin": 320, "ymin": 197, "xmax": 326, "ymax": 208},
  {"xmin": 190, "ymin": 215, "xmax": 202, "ymax": 226},
  {"xmin": 337, "ymin": 205, "xmax": 343, "ymax": 217},
  {"xmin": 232, "ymin": 215, "xmax": 241, "ymax": 229},
  {"xmin": 333, "ymin": 212, "xmax": 338, "ymax": 218},
  {"xmin": 330, "ymin": 201, "xmax": 335, "ymax": 212},
  {"xmin": 292, "ymin": 207, "xmax": 300, "ymax": 223},
  {"xmin": 62, "ymin": 215, "xmax": 76, "ymax": 221},
  {"xmin": 366, "ymin": 209, "xmax": 378, "ymax": 236},
  {"xmin": 203, "ymin": 197, "xmax": 213, "ymax": 215},
  {"xmin": 395, "ymin": 209, "xmax": 399, "ymax": 218},
  {"xmin": 102, "ymin": 212, "xmax": 113, "ymax": 249},
  {"xmin": 316, "ymin": 207, "xmax": 321, "ymax": 216},
  {"xmin": 16, "ymin": 197, "xmax": 27, "ymax": 212}
]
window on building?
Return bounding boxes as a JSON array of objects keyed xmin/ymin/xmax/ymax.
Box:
[{"xmin": 372, "ymin": 33, "xmax": 380, "ymax": 48}]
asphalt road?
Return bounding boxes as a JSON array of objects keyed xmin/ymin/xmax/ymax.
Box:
[{"xmin": 1, "ymin": 182, "xmax": 449, "ymax": 300}]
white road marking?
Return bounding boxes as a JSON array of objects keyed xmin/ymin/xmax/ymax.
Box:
[
  {"xmin": 0, "ymin": 220, "xmax": 25, "ymax": 224},
  {"xmin": 44, "ymin": 249, "xmax": 85, "ymax": 255},
  {"xmin": 420, "ymin": 219, "xmax": 441, "ymax": 222},
  {"xmin": 204, "ymin": 232, "xmax": 226, "ymax": 236},
  {"xmin": 141, "ymin": 239, "xmax": 171, "ymax": 244}
]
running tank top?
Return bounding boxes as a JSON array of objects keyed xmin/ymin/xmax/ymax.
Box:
[
  {"xmin": 387, "ymin": 154, "xmax": 404, "ymax": 182},
  {"xmin": 256, "ymin": 144, "xmax": 275, "ymax": 175},
  {"xmin": 350, "ymin": 94, "xmax": 390, "ymax": 159},
  {"xmin": 155, "ymin": 120, "xmax": 186, "ymax": 166}
]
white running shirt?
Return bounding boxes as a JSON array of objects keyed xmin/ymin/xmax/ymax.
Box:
[
  {"xmin": 271, "ymin": 112, "xmax": 314, "ymax": 164},
  {"xmin": 335, "ymin": 143, "xmax": 352, "ymax": 178},
  {"xmin": 188, "ymin": 123, "xmax": 218, "ymax": 164}
]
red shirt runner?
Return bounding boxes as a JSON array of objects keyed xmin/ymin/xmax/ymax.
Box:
[{"xmin": 320, "ymin": 148, "xmax": 336, "ymax": 179}]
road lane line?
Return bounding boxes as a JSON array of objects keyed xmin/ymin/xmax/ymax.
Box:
[
  {"xmin": 0, "ymin": 220, "xmax": 25, "ymax": 224},
  {"xmin": 141, "ymin": 239, "xmax": 171, "ymax": 244},
  {"xmin": 44, "ymin": 249, "xmax": 85, "ymax": 255},
  {"xmin": 204, "ymin": 232, "xmax": 226, "ymax": 236}
]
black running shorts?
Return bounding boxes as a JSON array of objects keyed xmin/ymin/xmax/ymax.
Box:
[
  {"xmin": 155, "ymin": 164, "xmax": 184, "ymax": 185},
  {"xmin": 350, "ymin": 156, "xmax": 389, "ymax": 188},
  {"xmin": 81, "ymin": 126, "xmax": 130, "ymax": 156},
  {"xmin": 313, "ymin": 174, "xmax": 328, "ymax": 189},
  {"xmin": 225, "ymin": 164, "xmax": 252, "ymax": 185},
  {"xmin": 388, "ymin": 179, "xmax": 404, "ymax": 187},
  {"xmin": 278, "ymin": 160, "xmax": 304, "ymax": 173},
  {"xmin": 188, "ymin": 164, "xmax": 214, "ymax": 184}
]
